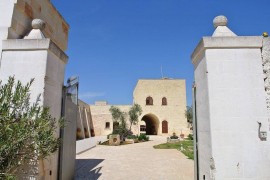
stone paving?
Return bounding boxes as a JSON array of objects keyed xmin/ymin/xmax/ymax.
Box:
[{"xmin": 75, "ymin": 136, "xmax": 194, "ymax": 180}]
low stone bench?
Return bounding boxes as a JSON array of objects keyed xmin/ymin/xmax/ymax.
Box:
[{"xmin": 125, "ymin": 139, "xmax": 134, "ymax": 144}]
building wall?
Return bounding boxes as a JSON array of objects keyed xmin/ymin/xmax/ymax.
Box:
[
  {"xmin": 90, "ymin": 103, "xmax": 137, "ymax": 136},
  {"xmin": 0, "ymin": 39, "xmax": 67, "ymax": 180},
  {"xmin": 133, "ymin": 79, "xmax": 188, "ymax": 136},
  {"xmin": 0, "ymin": 0, "xmax": 69, "ymax": 51},
  {"xmin": 76, "ymin": 100, "xmax": 109, "ymax": 154},
  {"xmin": 0, "ymin": 1, "xmax": 69, "ymax": 179},
  {"xmin": 89, "ymin": 80, "xmax": 188, "ymax": 137},
  {"xmin": 59, "ymin": 96, "xmax": 77, "ymax": 180},
  {"xmin": 78, "ymin": 100, "xmax": 94, "ymax": 139},
  {"xmin": 192, "ymin": 35, "xmax": 270, "ymax": 179},
  {"xmin": 207, "ymin": 47, "xmax": 270, "ymax": 179},
  {"xmin": 193, "ymin": 57, "xmax": 212, "ymax": 178},
  {"xmin": 0, "ymin": 0, "xmax": 14, "ymax": 51}
]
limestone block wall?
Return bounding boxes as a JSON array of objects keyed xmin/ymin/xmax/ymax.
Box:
[
  {"xmin": 0, "ymin": 0, "xmax": 69, "ymax": 54},
  {"xmin": 75, "ymin": 100, "xmax": 106, "ymax": 154},
  {"xmin": 77, "ymin": 100, "xmax": 95, "ymax": 139},
  {"xmin": 133, "ymin": 79, "xmax": 188, "ymax": 136},
  {"xmin": 90, "ymin": 104, "xmax": 140, "ymax": 136}
]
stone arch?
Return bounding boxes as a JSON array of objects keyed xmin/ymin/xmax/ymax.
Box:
[{"xmin": 141, "ymin": 113, "xmax": 159, "ymax": 135}]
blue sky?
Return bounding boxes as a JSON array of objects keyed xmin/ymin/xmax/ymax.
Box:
[{"xmin": 51, "ymin": 0, "xmax": 270, "ymax": 106}]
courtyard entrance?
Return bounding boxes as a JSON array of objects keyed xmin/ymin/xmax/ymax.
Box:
[
  {"xmin": 141, "ymin": 114, "xmax": 159, "ymax": 135},
  {"xmin": 75, "ymin": 136, "xmax": 194, "ymax": 179}
]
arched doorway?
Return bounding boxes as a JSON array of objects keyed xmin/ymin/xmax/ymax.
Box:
[{"xmin": 141, "ymin": 114, "xmax": 159, "ymax": 135}]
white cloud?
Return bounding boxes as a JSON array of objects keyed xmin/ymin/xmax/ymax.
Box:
[{"xmin": 79, "ymin": 92, "xmax": 105, "ymax": 99}]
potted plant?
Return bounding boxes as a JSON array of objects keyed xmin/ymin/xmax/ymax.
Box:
[{"xmin": 180, "ymin": 130, "xmax": 184, "ymax": 139}]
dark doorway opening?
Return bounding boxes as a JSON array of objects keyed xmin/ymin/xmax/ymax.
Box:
[{"xmin": 141, "ymin": 114, "xmax": 159, "ymax": 135}]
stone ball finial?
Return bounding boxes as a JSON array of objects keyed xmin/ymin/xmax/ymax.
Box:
[
  {"xmin": 32, "ymin": 19, "xmax": 46, "ymax": 30},
  {"xmin": 213, "ymin": 15, "xmax": 228, "ymax": 28}
]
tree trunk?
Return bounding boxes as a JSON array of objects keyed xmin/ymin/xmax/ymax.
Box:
[{"xmin": 129, "ymin": 123, "xmax": 132, "ymax": 131}]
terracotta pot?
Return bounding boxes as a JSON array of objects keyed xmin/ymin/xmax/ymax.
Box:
[{"xmin": 180, "ymin": 134, "xmax": 185, "ymax": 138}]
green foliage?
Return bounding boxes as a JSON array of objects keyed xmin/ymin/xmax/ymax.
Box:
[
  {"xmin": 0, "ymin": 77, "xmax": 63, "ymax": 178},
  {"xmin": 185, "ymin": 106, "xmax": 193, "ymax": 124},
  {"xmin": 109, "ymin": 106, "xmax": 126, "ymax": 124},
  {"xmin": 126, "ymin": 135, "xmax": 137, "ymax": 139},
  {"xmin": 138, "ymin": 134, "xmax": 149, "ymax": 141},
  {"xmin": 153, "ymin": 140, "xmax": 194, "ymax": 160},
  {"xmin": 109, "ymin": 106, "xmax": 128, "ymax": 140},
  {"xmin": 109, "ymin": 104, "xmax": 143, "ymax": 140},
  {"xmin": 128, "ymin": 104, "xmax": 142, "ymax": 130},
  {"xmin": 170, "ymin": 135, "xmax": 179, "ymax": 139},
  {"xmin": 187, "ymin": 134, "xmax": 193, "ymax": 140}
]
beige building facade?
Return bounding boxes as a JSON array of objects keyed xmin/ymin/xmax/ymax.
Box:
[{"xmin": 90, "ymin": 79, "xmax": 189, "ymax": 137}]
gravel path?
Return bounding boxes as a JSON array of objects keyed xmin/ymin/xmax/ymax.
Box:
[{"xmin": 75, "ymin": 136, "xmax": 194, "ymax": 180}]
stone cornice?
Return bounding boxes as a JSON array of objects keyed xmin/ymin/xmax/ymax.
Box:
[
  {"xmin": 191, "ymin": 36, "xmax": 263, "ymax": 66},
  {"xmin": 2, "ymin": 39, "xmax": 68, "ymax": 63}
]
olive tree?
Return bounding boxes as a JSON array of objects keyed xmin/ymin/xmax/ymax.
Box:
[
  {"xmin": 0, "ymin": 77, "xmax": 63, "ymax": 178},
  {"xmin": 109, "ymin": 106, "xmax": 128, "ymax": 140},
  {"xmin": 128, "ymin": 103, "xmax": 142, "ymax": 131},
  {"xmin": 185, "ymin": 106, "xmax": 193, "ymax": 125},
  {"xmin": 109, "ymin": 104, "xmax": 142, "ymax": 139}
]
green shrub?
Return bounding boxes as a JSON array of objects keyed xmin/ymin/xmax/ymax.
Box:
[
  {"xmin": 138, "ymin": 134, "xmax": 149, "ymax": 141},
  {"xmin": 0, "ymin": 77, "xmax": 63, "ymax": 178},
  {"xmin": 170, "ymin": 135, "xmax": 179, "ymax": 139},
  {"xmin": 126, "ymin": 135, "xmax": 137, "ymax": 139},
  {"xmin": 187, "ymin": 134, "xmax": 193, "ymax": 140}
]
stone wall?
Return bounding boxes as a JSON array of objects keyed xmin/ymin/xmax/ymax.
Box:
[
  {"xmin": 0, "ymin": 1, "xmax": 69, "ymax": 179},
  {"xmin": 90, "ymin": 104, "xmax": 140, "ymax": 136},
  {"xmin": 0, "ymin": 0, "xmax": 69, "ymax": 53},
  {"xmin": 77, "ymin": 100, "xmax": 94, "ymax": 139},
  {"xmin": 262, "ymin": 37, "xmax": 270, "ymax": 114},
  {"xmin": 90, "ymin": 79, "xmax": 188, "ymax": 137},
  {"xmin": 133, "ymin": 79, "xmax": 188, "ymax": 136},
  {"xmin": 192, "ymin": 16, "xmax": 270, "ymax": 179}
]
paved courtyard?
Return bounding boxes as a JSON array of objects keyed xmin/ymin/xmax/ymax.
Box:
[{"xmin": 75, "ymin": 136, "xmax": 194, "ymax": 180}]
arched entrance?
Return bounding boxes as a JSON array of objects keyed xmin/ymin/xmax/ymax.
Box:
[{"xmin": 141, "ymin": 114, "xmax": 159, "ymax": 135}]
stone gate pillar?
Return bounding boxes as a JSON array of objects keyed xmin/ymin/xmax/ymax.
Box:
[
  {"xmin": 191, "ymin": 15, "xmax": 270, "ymax": 180},
  {"xmin": 0, "ymin": 19, "xmax": 68, "ymax": 179}
]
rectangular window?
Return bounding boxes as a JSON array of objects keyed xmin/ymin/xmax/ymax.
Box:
[
  {"xmin": 105, "ymin": 122, "xmax": 110, "ymax": 129},
  {"xmin": 140, "ymin": 125, "xmax": 146, "ymax": 131}
]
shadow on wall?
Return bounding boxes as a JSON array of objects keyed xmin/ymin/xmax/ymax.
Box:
[{"xmin": 75, "ymin": 159, "xmax": 104, "ymax": 180}]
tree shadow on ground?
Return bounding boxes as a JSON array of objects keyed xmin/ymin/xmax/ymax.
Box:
[{"xmin": 75, "ymin": 159, "xmax": 104, "ymax": 180}]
